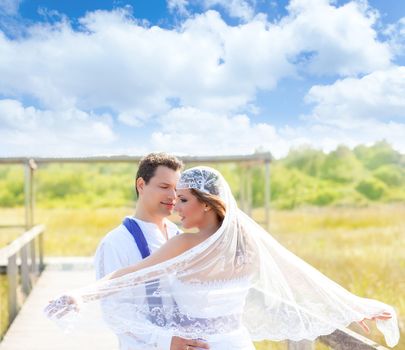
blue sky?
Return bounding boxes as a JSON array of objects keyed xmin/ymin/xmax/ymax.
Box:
[{"xmin": 0, "ymin": 0, "xmax": 404, "ymax": 158}]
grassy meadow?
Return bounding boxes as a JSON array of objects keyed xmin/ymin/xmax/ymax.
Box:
[
  {"xmin": 1, "ymin": 204, "xmax": 404, "ymax": 349},
  {"xmin": 0, "ymin": 142, "xmax": 404, "ymax": 347}
]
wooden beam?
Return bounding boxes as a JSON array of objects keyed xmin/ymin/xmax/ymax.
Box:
[
  {"xmin": 0, "ymin": 153, "xmax": 272, "ymax": 165},
  {"xmin": 0, "ymin": 225, "xmax": 45, "ymax": 261},
  {"xmin": 319, "ymin": 328, "xmax": 389, "ymax": 350}
]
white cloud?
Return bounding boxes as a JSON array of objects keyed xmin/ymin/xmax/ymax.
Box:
[
  {"xmin": 282, "ymin": 0, "xmax": 391, "ymax": 76},
  {"xmin": 0, "ymin": 99, "xmax": 116, "ymax": 156},
  {"xmin": 384, "ymin": 17, "xmax": 405, "ymax": 58},
  {"xmin": 0, "ymin": 2, "xmax": 404, "ymax": 157},
  {"xmin": 202, "ymin": 0, "xmax": 256, "ymax": 22},
  {"xmin": 150, "ymin": 105, "xmax": 405, "ymax": 159},
  {"xmin": 151, "ymin": 106, "xmax": 289, "ymax": 156},
  {"xmin": 305, "ymin": 66, "xmax": 405, "ymax": 125},
  {"xmin": 279, "ymin": 119, "xmax": 405, "ymax": 156},
  {"xmin": 0, "ymin": 2, "xmax": 394, "ymax": 124},
  {"xmin": 167, "ymin": 0, "xmax": 190, "ymax": 16}
]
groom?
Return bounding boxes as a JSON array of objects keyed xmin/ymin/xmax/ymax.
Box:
[{"xmin": 94, "ymin": 152, "xmax": 209, "ymax": 350}]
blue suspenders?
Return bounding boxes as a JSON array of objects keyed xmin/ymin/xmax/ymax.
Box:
[
  {"xmin": 123, "ymin": 218, "xmax": 211, "ymax": 334},
  {"xmin": 122, "ymin": 217, "xmax": 151, "ymax": 259},
  {"xmin": 122, "ymin": 217, "xmax": 178, "ymax": 326}
]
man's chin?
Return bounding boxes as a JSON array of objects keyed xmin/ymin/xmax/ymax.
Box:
[{"xmin": 160, "ymin": 207, "xmax": 174, "ymax": 216}]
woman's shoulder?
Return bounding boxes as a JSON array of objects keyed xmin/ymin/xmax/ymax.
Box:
[{"xmin": 173, "ymin": 232, "xmax": 205, "ymax": 250}]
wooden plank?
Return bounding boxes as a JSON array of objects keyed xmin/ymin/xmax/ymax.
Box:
[
  {"xmin": 0, "ymin": 268, "xmax": 118, "ymax": 350},
  {"xmin": 319, "ymin": 328, "xmax": 389, "ymax": 350}
]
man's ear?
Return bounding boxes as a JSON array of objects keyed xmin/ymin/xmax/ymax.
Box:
[{"xmin": 136, "ymin": 177, "xmax": 145, "ymax": 194}]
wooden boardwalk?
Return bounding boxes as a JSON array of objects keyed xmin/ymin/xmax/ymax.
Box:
[{"xmin": 0, "ymin": 259, "xmax": 118, "ymax": 350}]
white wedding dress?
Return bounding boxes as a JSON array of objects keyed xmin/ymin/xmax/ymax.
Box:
[{"xmin": 168, "ymin": 276, "xmax": 255, "ymax": 350}]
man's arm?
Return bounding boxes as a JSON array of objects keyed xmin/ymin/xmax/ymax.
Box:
[
  {"xmin": 94, "ymin": 237, "xmax": 209, "ymax": 349},
  {"xmin": 94, "ymin": 240, "xmax": 127, "ymax": 279}
]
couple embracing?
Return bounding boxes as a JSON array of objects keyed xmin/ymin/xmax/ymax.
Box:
[{"xmin": 45, "ymin": 153, "xmax": 399, "ymax": 350}]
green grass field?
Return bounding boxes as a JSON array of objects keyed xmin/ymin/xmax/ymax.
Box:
[{"xmin": 1, "ymin": 204, "xmax": 404, "ymax": 349}]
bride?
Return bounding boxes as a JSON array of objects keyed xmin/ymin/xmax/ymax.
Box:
[{"xmin": 45, "ymin": 166, "xmax": 399, "ymax": 349}]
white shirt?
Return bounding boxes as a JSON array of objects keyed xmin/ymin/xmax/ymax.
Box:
[{"xmin": 94, "ymin": 216, "xmax": 180, "ymax": 350}]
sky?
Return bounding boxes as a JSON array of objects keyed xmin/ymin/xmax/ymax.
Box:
[{"xmin": 0, "ymin": 0, "xmax": 404, "ymax": 158}]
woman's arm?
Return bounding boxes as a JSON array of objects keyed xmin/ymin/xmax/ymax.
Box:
[
  {"xmin": 44, "ymin": 234, "xmax": 198, "ymax": 318},
  {"xmin": 103, "ymin": 234, "xmax": 193, "ymax": 280}
]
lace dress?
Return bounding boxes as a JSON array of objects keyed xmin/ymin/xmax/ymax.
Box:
[{"xmin": 168, "ymin": 276, "xmax": 255, "ymax": 350}]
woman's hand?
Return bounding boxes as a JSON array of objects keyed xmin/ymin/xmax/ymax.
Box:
[
  {"xmin": 357, "ymin": 311, "xmax": 392, "ymax": 333},
  {"xmin": 44, "ymin": 295, "xmax": 79, "ymax": 319}
]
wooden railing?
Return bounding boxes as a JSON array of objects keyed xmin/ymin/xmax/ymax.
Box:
[
  {"xmin": 0, "ymin": 225, "xmax": 45, "ymax": 325},
  {"xmin": 287, "ymin": 327, "xmax": 389, "ymax": 349}
]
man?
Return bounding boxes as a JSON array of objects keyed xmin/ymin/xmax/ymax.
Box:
[{"xmin": 94, "ymin": 153, "xmax": 209, "ymax": 350}]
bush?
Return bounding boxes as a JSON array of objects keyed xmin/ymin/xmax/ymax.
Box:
[
  {"xmin": 321, "ymin": 145, "xmax": 363, "ymax": 183},
  {"xmin": 354, "ymin": 140, "xmax": 402, "ymax": 170},
  {"xmin": 356, "ymin": 178, "xmax": 387, "ymax": 200},
  {"xmin": 310, "ymin": 189, "xmax": 340, "ymax": 206},
  {"xmin": 373, "ymin": 165, "xmax": 404, "ymax": 187}
]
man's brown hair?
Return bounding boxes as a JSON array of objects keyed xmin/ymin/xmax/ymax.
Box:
[{"xmin": 135, "ymin": 153, "xmax": 183, "ymax": 197}]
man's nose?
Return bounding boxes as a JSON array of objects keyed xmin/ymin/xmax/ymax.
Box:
[{"xmin": 168, "ymin": 188, "xmax": 176, "ymax": 200}]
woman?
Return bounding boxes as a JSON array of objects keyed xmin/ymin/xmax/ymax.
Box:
[{"xmin": 45, "ymin": 166, "xmax": 399, "ymax": 349}]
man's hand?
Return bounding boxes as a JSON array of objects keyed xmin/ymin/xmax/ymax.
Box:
[{"xmin": 170, "ymin": 336, "xmax": 210, "ymax": 350}]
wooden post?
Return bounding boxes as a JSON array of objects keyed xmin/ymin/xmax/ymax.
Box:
[
  {"xmin": 29, "ymin": 159, "xmax": 36, "ymax": 228},
  {"xmin": 240, "ymin": 165, "xmax": 246, "ymax": 212},
  {"xmin": 39, "ymin": 231, "xmax": 44, "ymax": 271},
  {"xmin": 24, "ymin": 159, "xmax": 37, "ymax": 230},
  {"xmin": 7, "ymin": 253, "xmax": 18, "ymax": 324},
  {"xmin": 264, "ymin": 160, "xmax": 271, "ymax": 230},
  {"xmin": 246, "ymin": 165, "xmax": 253, "ymax": 216},
  {"xmin": 24, "ymin": 162, "xmax": 31, "ymax": 231},
  {"xmin": 287, "ymin": 340, "xmax": 314, "ymax": 350},
  {"xmin": 30, "ymin": 239, "xmax": 37, "ymax": 274},
  {"xmin": 20, "ymin": 244, "xmax": 31, "ymax": 296}
]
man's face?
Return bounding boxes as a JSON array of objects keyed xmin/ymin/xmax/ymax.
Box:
[{"xmin": 138, "ymin": 165, "xmax": 181, "ymax": 217}]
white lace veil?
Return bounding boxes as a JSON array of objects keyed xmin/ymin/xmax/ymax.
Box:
[{"xmin": 45, "ymin": 166, "xmax": 400, "ymax": 348}]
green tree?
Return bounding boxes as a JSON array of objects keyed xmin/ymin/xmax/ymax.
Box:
[
  {"xmin": 354, "ymin": 140, "xmax": 402, "ymax": 170},
  {"xmin": 356, "ymin": 177, "xmax": 387, "ymax": 200},
  {"xmin": 321, "ymin": 145, "xmax": 363, "ymax": 183},
  {"xmin": 373, "ymin": 164, "xmax": 404, "ymax": 187},
  {"xmin": 283, "ymin": 146, "xmax": 326, "ymax": 177}
]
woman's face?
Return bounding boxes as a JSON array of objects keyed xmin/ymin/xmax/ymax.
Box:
[{"xmin": 174, "ymin": 189, "xmax": 207, "ymax": 229}]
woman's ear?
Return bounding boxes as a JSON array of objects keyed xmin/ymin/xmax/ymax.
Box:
[{"xmin": 204, "ymin": 204, "xmax": 211, "ymax": 212}]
